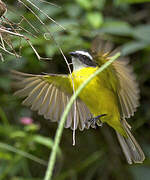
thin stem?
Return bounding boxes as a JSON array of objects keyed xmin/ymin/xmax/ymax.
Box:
[
  {"xmin": 25, "ymin": 0, "xmax": 65, "ymax": 30},
  {"xmin": 0, "ymin": 142, "xmax": 47, "ymax": 166},
  {"xmin": 0, "ymin": 106, "xmax": 9, "ymax": 125},
  {"xmin": 44, "ymin": 52, "xmax": 121, "ymax": 180}
]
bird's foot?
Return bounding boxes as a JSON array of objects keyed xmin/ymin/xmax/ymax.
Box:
[{"xmin": 88, "ymin": 114, "xmax": 107, "ymax": 129}]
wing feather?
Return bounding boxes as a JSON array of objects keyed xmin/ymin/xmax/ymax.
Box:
[
  {"xmin": 22, "ymin": 81, "xmax": 46, "ymax": 106},
  {"xmin": 90, "ymin": 38, "xmax": 139, "ymax": 119},
  {"xmin": 14, "ymin": 79, "xmax": 42, "ymax": 97},
  {"xmin": 42, "ymin": 85, "xmax": 55, "ymax": 117},
  {"xmin": 31, "ymin": 83, "xmax": 49, "ymax": 111},
  {"xmin": 39, "ymin": 84, "xmax": 52, "ymax": 115},
  {"xmin": 46, "ymin": 87, "xmax": 58, "ymax": 121},
  {"xmin": 113, "ymin": 59, "xmax": 140, "ymax": 118},
  {"xmin": 64, "ymin": 95, "xmax": 72, "ymax": 128},
  {"xmin": 11, "ymin": 70, "xmax": 92, "ymax": 130}
]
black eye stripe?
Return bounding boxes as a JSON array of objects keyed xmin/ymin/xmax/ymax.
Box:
[{"xmin": 77, "ymin": 53, "xmax": 97, "ymax": 67}]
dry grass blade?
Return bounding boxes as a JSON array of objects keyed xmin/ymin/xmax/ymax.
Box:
[
  {"xmin": 37, "ymin": 0, "xmax": 61, "ymax": 8},
  {"xmin": 24, "ymin": 0, "xmax": 65, "ymax": 30},
  {"xmin": 0, "ymin": 0, "xmax": 66, "ymax": 61},
  {"xmin": 0, "ymin": 0, "xmax": 7, "ymax": 17}
]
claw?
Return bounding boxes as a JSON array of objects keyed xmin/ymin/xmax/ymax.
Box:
[{"xmin": 87, "ymin": 114, "xmax": 107, "ymax": 129}]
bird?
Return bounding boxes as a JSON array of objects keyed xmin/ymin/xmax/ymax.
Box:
[{"xmin": 11, "ymin": 37, "xmax": 145, "ymax": 164}]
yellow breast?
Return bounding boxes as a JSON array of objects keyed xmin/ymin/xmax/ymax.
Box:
[{"xmin": 70, "ymin": 66, "xmax": 125, "ymax": 135}]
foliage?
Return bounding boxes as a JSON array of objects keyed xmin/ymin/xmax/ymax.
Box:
[
  {"xmin": 0, "ymin": 0, "xmax": 150, "ymax": 180},
  {"xmin": 116, "ymin": 0, "xmax": 150, "ymax": 3}
]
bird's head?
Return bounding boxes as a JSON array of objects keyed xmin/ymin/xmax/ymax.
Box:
[{"xmin": 69, "ymin": 50, "xmax": 97, "ymax": 71}]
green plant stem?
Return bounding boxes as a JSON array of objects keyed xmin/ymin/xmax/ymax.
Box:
[
  {"xmin": 0, "ymin": 106, "xmax": 9, "ymax": 125},
  {"xmin": 0, "ymin": 142, "xmax": 47, "ymax": 166},
  {"xmin": 44, "ymin": 52, "xmax": 121, "ymax": 180}
]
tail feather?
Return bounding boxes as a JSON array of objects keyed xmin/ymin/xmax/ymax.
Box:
[{"xmin": 116, "ymin": 121, "xmax": 145, "ymax": 164}]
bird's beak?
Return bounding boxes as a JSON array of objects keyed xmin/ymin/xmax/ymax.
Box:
[{"xmin": 69, "ymin": 51, "xmax": 77, "ymax": 57}]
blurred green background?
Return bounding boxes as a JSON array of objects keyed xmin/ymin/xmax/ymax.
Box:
[{"xmin": 0, "ymin": 0, "xmax": 150, "ymax": 179}]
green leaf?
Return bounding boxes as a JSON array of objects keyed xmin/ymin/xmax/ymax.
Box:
[
  {"xmin": 132, "ymin": 25, "xmax": 150, "ymax": 42},
  {"xmin": 0, "ymin": 125, "xmax": 17, "ymax": 137},
  {"xmin": 93, "ymin": 0, "xmax": 106, "ymax": 10},
  {"xmin": 86, "ymin": 12, "xmax": 103, "ymax": 28},
  {"xmin": 33, "ymin": 135, "xmax": 62, "ymax": 156},
  {"xmin": 0, "ymin": 151, "xmax": 13, "ymax": 160},
  {"xmin": 0, "ymin": 142, "xmax": 47, "ymax": 166},
  {"xmin": 65, "ymin": 4, "xmax": 82, "ymax": 17},
  {"xmin": 99, "ymin": 21, "xmax": 133, "ymax": 36},
  {"xmin": 116, "ymin": 0, "xmax": 150, "ymax": 3},
  {"xmin": 24, "ymin": 124, "xmax": 40, "ymax": 132},
  {"xmin": 0, "ymin": 106, "xmax": 9, "ymax": 125},
  {"xmin": 76, "ymin": 0, "xmax": 92, "ymax": 9},
  {"xmin": 121, "ymin": 41, "xmax": 148, "ymax": 55},
  {"xmin": 10, "ymin": 131, "xmax": 26, "ymax": 139}
]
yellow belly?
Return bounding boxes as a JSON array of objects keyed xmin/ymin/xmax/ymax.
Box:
[{"xmin": 70, "ymin": 67, "xmax": 125, "ymax": 136}]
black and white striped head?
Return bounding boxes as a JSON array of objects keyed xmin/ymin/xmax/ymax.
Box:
[{"xmin": 70, "ymin": 50, "xmax": 97, "ymax": 71}]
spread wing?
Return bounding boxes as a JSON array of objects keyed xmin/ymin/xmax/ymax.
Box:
[
  {"xmin": 11, "ymin": 70, "xmax": 92, "ymax": 130},
  {"xmin": 113, "ymin": 59, "xmax": 140, "ymax": 119},
  {"xmin": 91, "ymin": 37, "xmax": 140, "ymax": 119}
]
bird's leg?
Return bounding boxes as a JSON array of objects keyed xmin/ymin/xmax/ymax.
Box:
[{"xmin": 88, "ymin": 114, "xmax": 107, "ymax": 129}]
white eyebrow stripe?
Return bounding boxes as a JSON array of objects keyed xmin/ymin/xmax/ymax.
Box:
[{"xmin": 75, "ymin": 51, "xmax": 93, "ymax": 60}]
